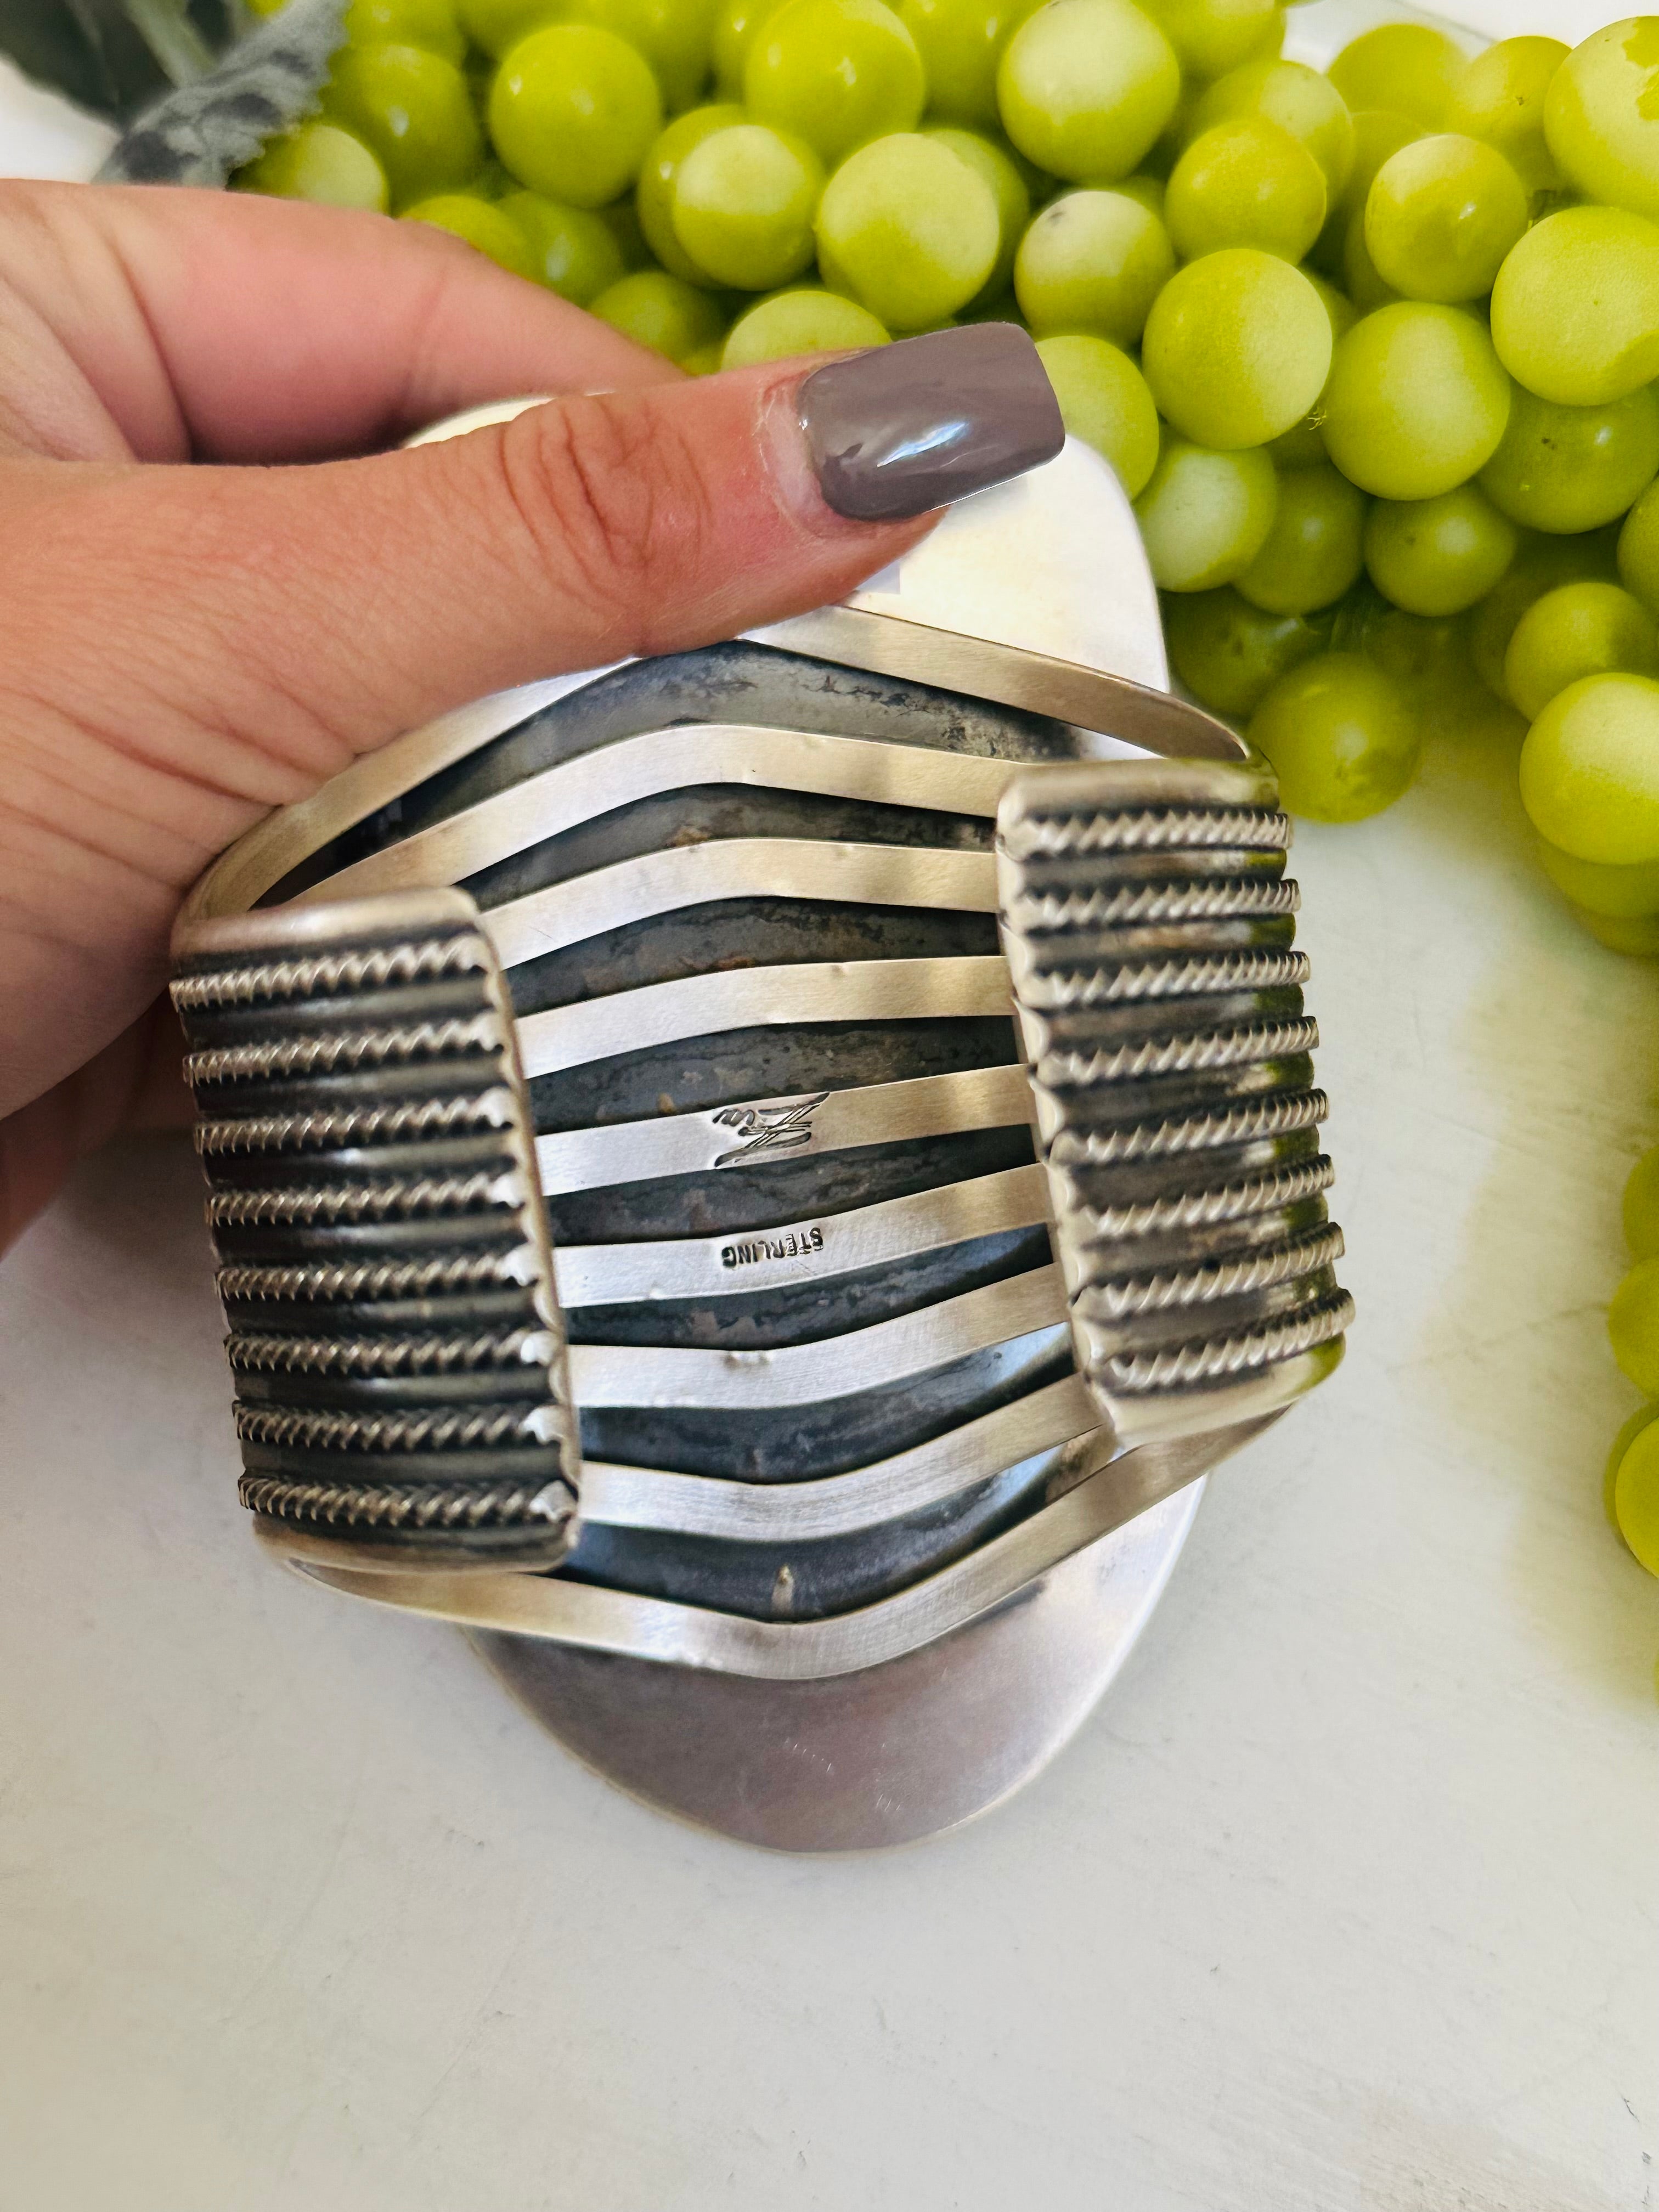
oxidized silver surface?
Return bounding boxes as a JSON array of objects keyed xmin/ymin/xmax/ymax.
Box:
[{"xmin": 171, "ymin": 437, "xmax": 1351, "ymax": 1846}]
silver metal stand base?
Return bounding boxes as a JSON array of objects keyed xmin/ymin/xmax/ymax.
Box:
[{"xmin": 472, "ymin": 1483, "xmax": 1201, "ymax": 1853}]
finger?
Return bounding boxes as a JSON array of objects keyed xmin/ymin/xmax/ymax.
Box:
[
  {"xmin": 0, "ymin": 180, "xmax": 676, "ymax": 466},
  {"xmin": 15, "ymin": 325, "xmax": 1064, "ymax": 847}
]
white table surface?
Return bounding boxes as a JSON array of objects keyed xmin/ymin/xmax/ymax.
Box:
[{"xmin": 3, "ymin": 7, "xmax": 1656, "ymax": 2209}]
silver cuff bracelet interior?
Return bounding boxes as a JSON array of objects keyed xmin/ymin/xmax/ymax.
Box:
[{"xmin": 170, "ymin": 427, "xmax": 1351, "ymax": 1850}]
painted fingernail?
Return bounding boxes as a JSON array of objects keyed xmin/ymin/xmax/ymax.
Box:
[{"xmin": 798, "ymin": 323, "xmax": 1066, "ymax": 523}]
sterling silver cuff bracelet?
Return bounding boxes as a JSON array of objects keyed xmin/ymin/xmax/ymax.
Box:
[{"xmin": 171, "ymin": 433, "xmax": 1351, "ymax": 1849}]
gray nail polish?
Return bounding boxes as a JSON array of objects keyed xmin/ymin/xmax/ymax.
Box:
[{"xmin": 798, "ymin": 323, "xmax": 1066, "ymax": 523}]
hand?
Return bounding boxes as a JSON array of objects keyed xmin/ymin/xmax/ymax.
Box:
[{"xmin": 0, "ymin": 182, "xmax": 962, "ymax": 1249}]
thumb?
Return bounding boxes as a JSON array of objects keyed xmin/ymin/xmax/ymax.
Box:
[{"xmin": 32, "ymin": 323, "xmax": 1063, "ymax": 825}]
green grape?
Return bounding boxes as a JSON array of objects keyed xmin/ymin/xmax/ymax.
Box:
[
  {"xmin": 924, "ymin": 128, "xmax": 1030, "ymax": 302},
  {"xmin": 745, "ymin": 0, "xmax": 924, "ymax": 166},
  {"xmin": 1268, "ymin": 418, "xmax": 1325, "ymax": 469},
  {"xmin": 323, "ymin": 43, "xmax": 482, "ymax": 206},
  {"xmin": 457, "ymin": 0, "xmax": 554, "ymax": 57},
  {"xmin": 1327, "ymin": 24, "xmax": 1466, "ymax": 132},
  {"xmin": 997, "ymin": 0, "xmax": 1180, "ymax": 185},
  {"xmin": 1505, "ymin": 581, "xmax": 1659, "ymax": 721},
  {"xmin": 1148, "ymin": 0, "xmax": 1282, "ymax": 85},
  {"xmin": 1610, "ymin": 1257, "xmax": 1659, "ymax": 1398},
  {"xmin": 713, "ymin": 0, "xmax": 784, "ymax": 94},
  {"xmin": 1013, "ymin": 188, "xmax": 1173, "ymax": 346},
  {"xmin": 1163, "ymin": 586, "xmax": 1331, "ymax": 716},
  {"xmin": 1605, "ymin": 1400, "xmax": 1659, "ymax": 1532},
  {"xmin": 1033, "ymin": 334, "xmax": 1159, "ymax": 495},
  {"xmin": 671, "ymin": 123, "xmax": 823, "ymax": 290},
  {"xmin": 1489, "ymin": 207, "xmax": 1659, "ymax": 411},
  {"xmin": 1574, "ymin": 904, "xmax": 1659, "ymax": 955},
  {"xmin": 1235, "ymin": 461, "xmax": 1364, "ymax": 616},
  {"xmin": 1363, "ymin": 484, "xmax": 1517, "ymax": 618},
  {"xmin": 1341, "ymin": 206, "xmax": 1398, "ymax": 314},
  {"xmin": 1321, "ymin": 302, "xmax": 1511, "ymax": 502},
  {"xmin": 1331, "ymin": 582, "xmax": 1473, "ymax": 715},
  {"xmin": 1519, "ymin": 672, "xmax": 1659, "ymax": 863},
  {"xmin": 721, "ymin": 285, "xmax": 889, "ymax": 365},
  {"xmin": 1444, "ymin": 36, "xmax": 1567, "ymax": 198},
  {"xmin": 683, "ymin": 341, "xmax": 726, "ymax": 373},
  {"xmin": 1248, "ymin": 651, "xmax": 1419, "ymax": 822},
  {"xmin": 1165, "ymin": 116, "xmax": 1326, "ymax": 262},
  {"xmin": 1188, "ymin": 58, "xmax": 1355, "ymax": 200},
  {"xmin": 502, "ymin": 190, "xmax": 627, "ymax": 301},
  {"xmin": 815, "ymin": 133, "xmax": 998, "ymax": 329},
  {"xmin": 1468, "ymin": 527, "xmax": 1620, "ymax": 698},
  {"xmin": 562, "ymin": 0, "xmax": 719, "ymax": 114},
  {"xmin": 1544, "ymin": 19, "xmax": 1659, "ymax": 227},
  {"xmin": 591, "ymin": 269, "xmax": 727, "ymax": 359},
  {"xmin": 489, "ymin": 25, "xmax": 662, "ymax": 211},
  {"xmin": 237, "ymin": 120, "xmax": 389, "ymax": 210},
  {"xmin": 1134, "ymin": 438, "xmax": 1278, "ymax": 591},
  {"xmin": 601, "ymin": 196, "xmax": 653, "ymax": 268},
  {"xmin": 1114, "ymin": 171, "xmax": 1166, "ymax": 218},
  {"xmin": 1538, "ymin": 838, "xmax": 1659, "ymax": 921},
  {"xmin": 1612, "ymin": 1414, "xmax": 1659, "ymax": 1573},
  {"xmin": 636, "ymin": 104, "xmax": 744, "ymax": 283},
  {"xmin": 1314, "ymin": 105, "xmax": 1417, "ymax": 269},
  {"xmin": 1619, "ymin": 475, "xmax": 1659, "ymax": 616},
  {"xmin": 898, "ymin": 0, "xmax": 1039, "ymax": 130},
  {"xmin": 1627, "ymin": 1146, "xmax": 1659, "ymax": 1257},
  {"xmin": 403, "ymin": 193, "xmax": 539, "ymax": 276},
  {"xmin": 344, "ymin": 0, "xmax": 464, "ymax": 61},
  {"xmin": 1363, "ymin": 133, "xmax": 1528, "ymax": 306},
  {"xmin": 1305, "ymin": 267, "xmax": 1355, "ymax": 343},
  {"xmin": 1141, "ymin": 249, "xmax": 1331, "ymax": 451},
  {"xmin": 1481, "ymin": 383, "xmax": 1659, "ymax": 537}
]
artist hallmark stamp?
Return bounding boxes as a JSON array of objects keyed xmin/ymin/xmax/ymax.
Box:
[{"xmin": 710, "ymin": 1091, "xmax": 830, "ymax": 1168}]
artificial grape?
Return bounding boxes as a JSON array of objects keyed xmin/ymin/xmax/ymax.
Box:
[
  {"xmin": 815, "ymin": 133, "xmax": 998, "ymax": 329},
  {"xmin": 713, "ymin": 0, "xmax": 783, "ymax": 94},
  {"xmin": 1611, "ymin": 1415, "xmax": 1659, "ymax": 1574},
  {"xmin": 238, "ymin": 120, "xmax": 389, "ymax": 210},
  {"xmin": 1537, "ymin": 838, "xmax": 1659, "ymax": 921},
  {"xmin": 1544, "ymin": 19, "xmax": 1659, "ymax": 226},
  {"xmin": 1364, "ymin": 133, "xmax": 1528, "ymax": 305},
  {"xmin": 637, "ymin": 104, "xmax": 745, "ymax": 283},
  {"xmin": 344, "ymin": 0, "xmax": 465, "ymax": 62},
  {"xmin": 745, "ymin": 0, "xmax": 924, "ymax": 167},
  {"xmin": 404, "ymin": 193, "xmax": 539, "ymax": 276},
  {"xmin": 924, "ymin": 128, "xmax": 1030, "ymax": 302},
  {"xmin": 1187, "ymin": 58, "xmax": 1355, "ymax": 200},
  {"xmin": 456, "ymin": 0, "xmax": 553, "ymax": 56},
  {"xmin": 1141, "ymin": 249, "xmax": 1331, "ymax": 451},
  {"xmin": 1235, "ymin": 461, "xmax": 1365, "ymax": 616},
  {"xmin": 591, "ymin": 270, "xmax": 727, "ymax": 360},
  {"xmin": 1489, "ymin": 207, "xmax": 1659, "ymax": 410},
  {"xmin": 1165, "ymin": 116, "xmax": 1326, "ymax": 263},
  {"xmin": 1248, "ymin": 651, "xmax": 1419, "ymax": 822},
  {"xmin": 1626, "ymin": 1146, "xmax": 1659, "ymax": 1258},
  {"xmin": 672, "ymin": 123, "xmax": 823, "ymax": 290},
  {"xmin": 563, "ymin": 0, "xmax": 719, "ymax": 114},
  {"xmin": 1604, "ymin": 1401, "xmax": 1659, "ymax": 1532},
  {"xmin": 1148, "ymin": 0, "xmax": 1282, "ymax": 84},
  {"xmin": 1444, "ymin": 36, "xmax": 1566, "ymax": 198},
  {"xmin": 1341, "ymin": 205, "xmax": 1400, "ymax": 314},
  {"xmin": 1013, "ymin": 189, "xmax": 1174, "ymax": 347},
  {"xmin": 997, "ymin": 0, "xmax": 1180, "ymax": 185},
  {"xmin": 1363, "ymin": 484, "xmax": 1517, "ymax": 618},
  {"xmin": 1505, "ymin": 581, "xmax": 1659, "ymax": 721},
  {"xmin": 1519, "ymin": 672, "xmax": 1659, "ymax": 863},
  {"xmin": 1610, "ymin": 1257, "xmax": 1659, "ymax": 1397},
  {"xmin": 1314, "ymin": 106, "xmax": 1417, "ymax": 269},
  {"xmin": 1033, "ymin": 334, "xmax": 1160, "ymax": 496},
  {"xmin": 1468, "ymin": 527, "xmax": 1620, "ymax": 699},
  {"xmin": 1133, "ymin": 438, "xmax": 1278, "ymax": 591},
  {"xmin": 898, "ymin": 0, "xmax": 1039, "ymax": 131},
  {"xmin": 489, "ymin": 25, "xmax": 662, "ymax": 210},
  {"xmin": 1327, "ymin": 24, "xmax": 1467, "ymax": 132},
  {"xmin": 1481, "ymin": 384, "xmax": 1659, "ymax": 537},
  {"xmin": 1163, "ymin": 586, "xmax": 1331, "ymax": 716},
  {"xmin": 721, "ymin": 285, "xmax": 889, "ymax": 365},
  {"xmin": 502, "ymin": 190, "xmax": 628, "ymax": 301},
  {"xmin": 1321, "ymin": 302, "xmax": 1511, "ymax": 503},
  {"xmin": 323, "ymin": 43, "xmax": 482, "ymax": 206}
]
